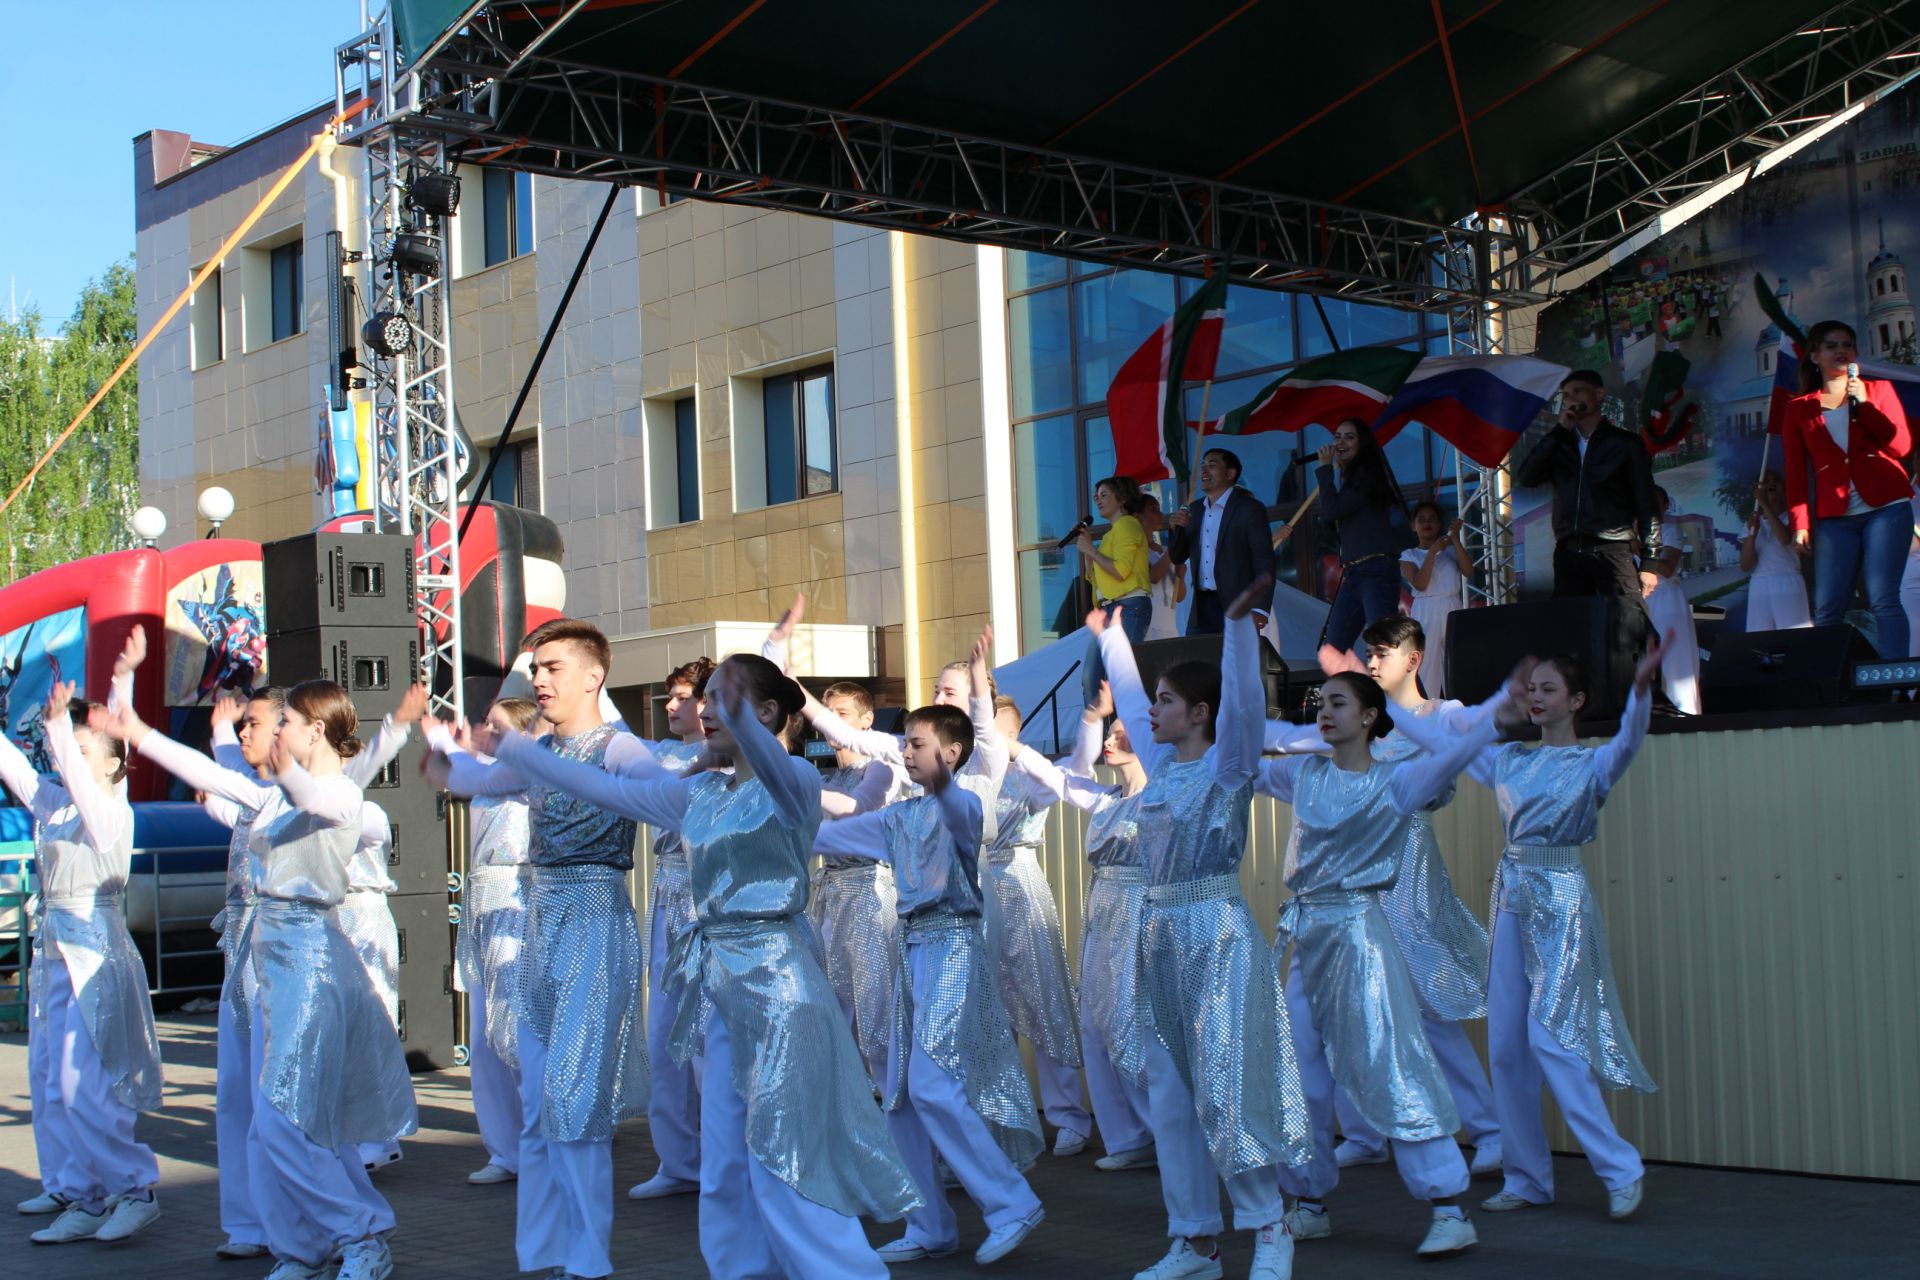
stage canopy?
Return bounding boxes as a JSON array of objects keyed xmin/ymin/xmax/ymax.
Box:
[{"xmin": 373, "ymin": 1, "xmax": 1920, "ymax": 309}]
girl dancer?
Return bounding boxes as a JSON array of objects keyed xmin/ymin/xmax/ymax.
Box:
[
  {"xmin": 1399, "ymin": 502, "xmax": 1472, "ymax": 697},
  {"xmin": 1245, "ymin": 623, "xmax": 1519, "ymax": 1258},
  {"xmin": 443, "ymin": 697, "xmax": 538, "ymax": 1187},
  {"xmin": 1740, "ymin": 469, "xmax": 1812, "ymax": 630},
  {"xmin": 2, "ymin": 680, "xmax": 163, "ymax": 1246},
  {"xmin": 491, "ymin": 655, "xmax": 920, "ymax": 1278},
  {"xmin": 1092, "ymin": 580, "xmax": 1304, "ymax": 1280},
  {"xmin": 102, "ymin": 680, "xmax": 416, "ymax": 1280},
  {"xmin": 1473, "ymin": 637, "xmax": 1672, "ymax": 1222}
]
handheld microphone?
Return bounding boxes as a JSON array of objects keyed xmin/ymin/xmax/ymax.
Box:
[
  {"xmin": 1054, "ymin": 515, "xmax": 1094, "ymax": 550},
  {"xmin": 1846, "ymin": 362, "xmax": 1863, "ymax": 407},
  {"xmin": 1287, "ymin": 454, "xmax": 1317, "ymax": 469},
  {"xmin": 1846, "ymin": 362, "xmax": 1859, "ymax": 379}
]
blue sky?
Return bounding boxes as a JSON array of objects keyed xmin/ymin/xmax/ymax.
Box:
[{"xmin": 0, "ymin": 1, "xmax": 364, "ymax": 328}]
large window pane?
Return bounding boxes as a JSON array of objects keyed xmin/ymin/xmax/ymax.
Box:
[
  {"xmin": 674, "ymin": 397, "xmax": 701, "ymax": 523},
  {"xmin": 1181, "ymin": 279, "xmax": 1294, "ymax": 375},
  {"xmin": 1017, "ymin": 547, "xmax": 1090, "ymax": 653},
  {"xmin": 1013, "ymin": 414, "xmax": 1080, "ymax": 546},
  {"xmin": 801, "ymin": 370, "xmax": 836, "ymax": 495},
  {"xmin": 1185, "ymin": 379, "xmax": 1302, "ymax": 510},
  {"xmin": 1074, "ymin": 269, "xmax": 1176, "ymax": 405},
  {"xmin": 1009, "ymin": 287, "xmax": 1072, "ymax": 418},
  {"xmin": 1298, "ymin": 298, "xmax": 1420, "ymax": 358},
  {"xmin": 1381, "ymin": 422, "xmax": 1428, "ymax": 490},
  {"xmin": 765, "ymin": 373, "xmax": 799, "ymax": 506},
  {"xmin": 1082, "ymin": 414, "xmax": 1177, "ymax": 516},
  {"xmin": 483, "ymin": 169, "xmax": 513, "ymax": 267},
  {"xmin": 1008, "ymin": 251, "xmax": 1067, "ymax": 292},
  {"xmin": 514, "ymin": 172, "xmax": 535, "ymax": 258},
  {"xmin": 269, "ymin": 241, "xmax": 302, "ymax": 342}
]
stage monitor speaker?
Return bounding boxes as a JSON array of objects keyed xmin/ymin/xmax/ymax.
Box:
[
  {"xmin": 1704, "ymin": 624, "xmax": 1876, "ymax": 713},
  {"xmin": 1131, "ymin": 633, "xmax": 1293, "ymax": 720},
  {"xmin": 263, "ymin": 532, "xmax": 416, "ymax": 632},
  {"xmin": 1445, "ymin": 597, "xmax": 1620, "ymax": 720},
  {"xmin": 389, "ymin": 891, "xmax": 456, "ymax": 1070},
  {"xmin": 361, "ymin": 733, "xmax": 453, "ymax": 897},
  {"xmin": 268, "ymin": 627, "xmax": 420, "ymax": 716}
]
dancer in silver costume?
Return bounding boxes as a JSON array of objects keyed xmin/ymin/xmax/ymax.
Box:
[
  {"xmin": 107, "ymin": 680, "xmax": 416, "ymax": 1280},
  {"xmin": 441, "ymin": 697, "xmax": 538, "ymax": 1188},
  {"xmin": 1470, "ymin": 636, "xmax": 1673, "ymax": 1224},
  {"xmin": 812, "ymin": 698, "xmax": 1047, "ymax": 1268},
  {"xmin": 987, "ymin": 696, "xmax": 1094, "ymax": 1155},
  {"xmin": 1092, "ymin": 580, "xmax": 1302, "ymax": 1280},
  {"xmin": 496, "ymin": 653, "xmax": 920, "ymax": 1279},
  {"xmin": 1311, "ymin": 617, "xmax": 1503, "ymax": 1180},
  {"xmin": 426, "ymin": 618, "xmax": 650, "ymax": 1280},
  {"xmin": 1, "ymin": 679, "xmax": 164, "ymax": 1246},
  {"xmin": 1250, "ymin": 637, "xmax": 1521, "ymax": 1258}
]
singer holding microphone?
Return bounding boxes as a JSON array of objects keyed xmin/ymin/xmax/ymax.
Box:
[
  {"xmin": 1075, "ymin": 474, "xmax": 1153, "ymax": 702},
  {"xmin": 1781, "ymin": 320, "xmax": 1914, "ymax": 658}
]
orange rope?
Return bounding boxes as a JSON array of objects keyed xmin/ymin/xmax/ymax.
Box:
[{"xmin": 0, "ymin": 98, "xmax": 372, "ymax": 523}]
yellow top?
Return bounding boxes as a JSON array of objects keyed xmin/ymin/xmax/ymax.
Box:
[{"xmin": 1087, "ymin": 513, "xmax": 1151, "ymax": 602}]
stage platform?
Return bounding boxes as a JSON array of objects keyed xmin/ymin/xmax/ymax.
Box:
[{"xmin": 1, "ymin": 1014, "xmax": 1914, "ymax": 1278}]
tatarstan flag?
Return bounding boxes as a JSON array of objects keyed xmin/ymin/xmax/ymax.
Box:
[
  {"xmin": 1216, "ymin": 348, "xmax": 1423, "ymax": 436},
  {"xmin": 1107, "ymin": 270, "xmax": 1228, "ymax": 484},
  {"xmin": 1754, "ymin": 274, "xmax": 1803, "ymax": 437}
]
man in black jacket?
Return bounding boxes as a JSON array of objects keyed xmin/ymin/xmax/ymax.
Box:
[
  {"xmin": 1515, "ymin": 369, "xmax": 1663, "ymax": 693},
  {"xmin": 1167, "ymin": 447, "xmax": 1276, "ymax": 635}
]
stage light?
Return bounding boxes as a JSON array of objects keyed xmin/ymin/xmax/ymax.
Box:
[
  {"xmin": 363, "ymin": 309, "xmax": 413, "ymax": 357},
  {"xmin": 131, "ymin": 506, "xmax": 168, "ymax": 547},
  {"xmin": 406, "ymin": 171, "xmax": 461, "ymax": 217},
  {"xmin": 197, "ymin": 486, "xmax": 236, "ymax": 536},
  {"xmin": 387, "ymin": 232, "xmax": 442, "ymax": 277}
]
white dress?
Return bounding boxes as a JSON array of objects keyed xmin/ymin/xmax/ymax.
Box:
[
  {"xmin": 1642, "ymin": 566, "xmax": 1702, "ymax": 715},
  {"xmin": 1746, "ymin": 512, "xmax": 1813, "ymax": 632},
  {"xmin": 1399, "ymin": 546, "xmax": 1462, "ymax": 698}
]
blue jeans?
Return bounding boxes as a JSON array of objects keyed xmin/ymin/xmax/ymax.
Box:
[
  {"xmin": 1324, "ymin": 555, "xmax": 1404, "ymax": 654},
  {"xmin": 1083, "ymin": 596, "xmax": 1152, "ymax": 705},
  {"xmin": 1812, "ymin": 502, "xmax": 1911, "ymax": 659}
]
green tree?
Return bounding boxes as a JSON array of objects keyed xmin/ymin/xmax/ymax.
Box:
[{"xmin": 0, "ymin": 259, "xmax": 141, "ymax": 586}]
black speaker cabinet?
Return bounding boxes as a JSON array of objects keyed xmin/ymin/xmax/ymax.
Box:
[
  {"xmin": 1445, "ymin": 597, "xmax": 1620, "ymax": 720},
  {"xmin": 359, "ymin": 734, "xmax": 452, "ymax": 897},
  {"xmin": 1131, "ymin": 633, "xmax": 1295, "ymax": 719},
  {"xmin": 389, "ymin": 891, "xmax": 456, "ymax": 1071},
  {"xmin": 268, "ymin": 627, "xmax": 420, "ymax": 717},
  {"xmin": 1705, "ymin": 624, "xmax": 1877, "ymax": 713},
  {"xmin": 262, "ymin": 532, "xmax": 416, "ymax": 632}
]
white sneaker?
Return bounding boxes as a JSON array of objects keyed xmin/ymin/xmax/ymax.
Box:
[
  {"xmin": 1249, "ymin": 1222, "xmax": 1294, "ymax": 1280},
  {"xmin": 1333, "ymin": 1139, "xmax": 1388, "ymax": 1167},
  {"xmin": 1469, "ymin": 1143, "xmax": 1504, "ymax": 1179},
  {"xmin": 265, "ymin": 1262, "xmax": 335, "ymax": 1280},
  {"xmin": 1416, "ymin": 1213, "xmax": 1477, "ymax": 1256},
  {"xmin": 94, "ymin": 1192, "xmax": 161, "ymax": 1242},
  {"xmin": 362, "ymin": 1148, "xmax": 402, "ymax": 1175},
  {"xmin": 216, "ymin": 1240, "xmax": 272, "ymax": 1260},
  {"xmin": 1282, "ymin": 1204, "xmax": 1330, "ymax": 1240},
  {"xmin": 974, "ymin": 1207, "xmax": 1044, "ymax": 1265},
  {"xmin": 627, "ymin": 1171, "xmax": 699, "ymax": 1200},
  {"xmin": 336, "ymin": 1234, "xmax": 394, "ymax": 1280},
  {"xmin": 467, "ymin": 1162, "xmax": 516, "ymax": 1185},
  {"xmin": 16, "ymin": 1191, "xmax": 70, "ymax": 1216},
  {"xmin": 30, "ymin": 1202, "xmax": 109, "ymax": 1244},
  {"xmin": 874, "ymin": 1236, "xmax": 958, "ymax": 1262},
  {"xmin": 1608, "ymin": 1178, "xmax": 1643, "ymax": 1220},
  {"xmin": 1480, "ymin": 1190, "xmax": 1547, "ymax": 1213},
  {"xmin": 1052, "ymin": 1127, "xmax": 1089, "ymax": 1157},
  {"xmin": 1096, "ymin": 1144, "xmax": 1159, "ymax": 1171},
  {"xmin": 1132, "ymin": 1237, "xmax": 1224, "ymax": 1279}
]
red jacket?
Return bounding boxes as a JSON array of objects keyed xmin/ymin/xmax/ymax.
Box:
[{"xmin": 1780, "ymin": 380, "xmax": 1912, "ymax": 531}]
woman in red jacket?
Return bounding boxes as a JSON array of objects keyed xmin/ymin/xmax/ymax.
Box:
[{"xmin": 1782, "ymin": 320, "xmax": 1913, "ymax": 658}]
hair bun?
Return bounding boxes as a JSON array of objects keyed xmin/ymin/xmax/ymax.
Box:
[{"xmin": 335, "ymin": 733, "xmax": 364, "ymax": 760}]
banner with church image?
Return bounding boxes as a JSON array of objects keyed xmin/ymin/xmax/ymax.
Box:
[{"xmin": 1528, "ymin": 79, "xmax": 1920, "ymax": 638}]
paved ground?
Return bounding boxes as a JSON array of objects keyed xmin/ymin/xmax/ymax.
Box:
[{"xmin": 2, "ymin": 1014, "xmax": 1915, "ymax": 1278}]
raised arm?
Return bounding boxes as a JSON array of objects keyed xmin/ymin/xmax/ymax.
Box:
[
  {"xmin": 716, "ymin": 695, "xmax": 821, "ymax": 830},
  {"xmin": 495, "ymin": 730, "xmax": 692, "ymax": 831},
  {"xmin": 1013, "ymin": 743, "xmax": 1114, "ymax": 814},
  {"xmin": 1382, "ymin": 689, "xmax": 1510, "ymax": 814},
  {"xmin": 273, "ymin": 759, "xmax": 364, "ymax": 827},
  {"xmin": 1252, "ymin": 753, "xmax": 1312, "ymax": 804},
  {"xmin": 821, "ymin": 758, "xmax": 904, "ymax": 818},
  {"xmin": 806, "ymin": 702, "xmax": 906, "ymax": 769},
  {"xmin": 1592, "ymin": 685, "xmax": 1652, "ymax": 800},
  {"xmin": 209, "ymin": 712, "xmax": 251, "ymax": 778},
  {"xmin": 1213, "ymin": 594, "xmax": 1268, "ymax": 790},
  {"xmin": 435, "ymin": 744, "xmax": 534, "ymax": 798},
  {"xmin": 1065, "ymin": 703, "xmax": 1104, "ymax": 778},
  {"xmin": 134, "ymin": 724, "xmax": 278, "ymax": 812},
  {"xmin": 44, "ymin": 699, "xmax": 129, "ymax": 853},
  {"xmin": 344, "ymin": 715, "xmax": 410, "ymax": 790},
  {"xmin": 1264, "ymin": 719, "xmax": 1330, "ymax": 755},
  {"xmin": 811, "ymin": 809, "xmax": 890, "ymax": 861},
  {"xmin": 0, "ymin": 731, "xmax": 42, "ymax": 809},
  {"xmin": 1095, "ymin": 611, "xmax": 1168, "ymax": 773}
]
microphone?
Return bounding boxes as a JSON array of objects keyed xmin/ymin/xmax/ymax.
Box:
[
  {"xmin": 1054, "ymin": 515, "xmax": 1094, "ymax": 550},
  {"xmin": 1846, "ymin": 361, "xmax": 1863, "ymax": 407},
  {"xmin": 1286, "ymin": 454, "xmax": 1317, "ymax": 469}
]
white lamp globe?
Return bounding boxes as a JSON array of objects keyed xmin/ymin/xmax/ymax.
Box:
[
  {"xmin": 131, "ymin": 506, "xmax": 168, "ymax": 544},
  {"xmin": 197, "ymin": 486, "xmax": 236, "ymax": 525}
]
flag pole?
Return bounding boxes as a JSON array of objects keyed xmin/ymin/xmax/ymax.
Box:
[{"xmin": 1187, "ymin": 378, "xmax": 1215, "ymax": 503}]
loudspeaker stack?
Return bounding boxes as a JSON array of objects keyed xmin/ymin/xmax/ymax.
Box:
[{"xmin": 263, "ymin": 532, "xmax": 456, "ymax": 1068}]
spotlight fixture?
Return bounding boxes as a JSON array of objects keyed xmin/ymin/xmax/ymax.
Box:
[
  {"xmin": 362, "ymin": 309, "xmax": 413, "ymax": 357},
  {"xmin": 388, "ymin": 232, "xmax": 442, "ymax": 277},
  {"xmin": 405, "ymin": 171, "xmax": 462, "ymax": 217}
]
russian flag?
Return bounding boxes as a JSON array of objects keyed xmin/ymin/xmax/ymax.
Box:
[
  {"xmin": 1858, "ymin": 357, "xmax": 1920, "ymax": 423},
  {"xmin": 1763, "ymin": 329, "xmax": 1800, "ymax": 436},
  {"xmin": 1372, "ymin": 354, "xmax": 1571, "ymax": 467}
]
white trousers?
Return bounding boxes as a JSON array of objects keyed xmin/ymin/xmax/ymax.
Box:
[
  {"xmin": 1645, "ymin": 580, "xmax": 1702, "ymax": 713},
  {"xmin": 647, "ymin": 899, "xmax": 702, "ymax": 1182},
  {"xmin": 1080, "ymin": 998, "xmax": 1153, "ymax": 1156},
  {"xmin": 216, "ymin": 990, "xmax": 265, "ymax": 1244},
  {"xmin": 1334, "ymin": 1015, "xmax": 1501, "ymax": 1155},
  {"xmin": 1746, "ymin": 572, "xmax": 1812, "ymax": 632},
  {"xmin": 1277, "ymin": 955, "xmax": 1469, "ymax": 1202},
  {"xmin": 1487, "ymin": 909, "xmax": 1643, "ymax": 1201},
  {"xmin": 470, "ymin": 994, "xmax": 521, "ymax": 1172},
  {"xmin": 28, "ymin": 957, "xmax": 159, "ymax": 1212},
  {"xmin": 1143, "ymin": 1036, "xmax": 1283, "ymax": 1238},
  {"xmin": 1033, "ymin": 1046, "xmax": 1091, "ymax": 1136},
  {"xmin": 246, "ymin": 1017, "xmax": 393, "ymax": 1267},
  {"xmin": 697, "ymin": 1010, "xmax": 888, "ymax": 1279},
  {"xmin": 514, "ymin": 1014, "xmax": 615, "ymax": 1278}
]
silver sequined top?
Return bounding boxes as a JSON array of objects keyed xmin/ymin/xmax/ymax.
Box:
[
  {"xmin": 470, "ymin": 792, "xmax": 532, "ymax": 867},
  {"xmin": 682, "ymin": 767, "xmax": 822, "ymax": 923},
  {"xmin": 814, "ymin": 785, "xmax": 987, "ymax": 920},
  {"xmin": 988, "ymin": 771, "xmax": 1053, "ymax": 856},
  {"xmin": 1083, "ymin": 789, "xmax": 1144, "ymax": 869},
  {"xmin": 527, "ymin": 725, "xmax": 640, "ymax": 869},
  {"xmin": 0, "ymin": 716, "xmax": 133, "ymax": 900},
  {"xmin": 1470, "ymin": 689, "xmax": 1649, "ymax": 846}
]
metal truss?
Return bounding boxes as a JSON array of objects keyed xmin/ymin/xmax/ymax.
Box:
[
  {"xmin": 1431, "ymin": 231, "xmax": 1518, "ymax": 608},
  {"xmin": 1501, "ymin": 0, "xmax": 1920, "ymax": 293},
  {"xmin": 336, "ymin": 14, "xmax": 465, "ymax": 722}
]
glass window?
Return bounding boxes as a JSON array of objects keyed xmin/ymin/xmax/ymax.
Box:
[
  {"xmin": 1298, "ymin": 298, "xmax": 1419, "ymax": 358},
  {"xmin": 1007, "ymin": 251, "xmax": 1068, "ymax": 293},
  {"xmin": 1013, "ymin": 414, "xmax": 1080, "ymax": 546},
  {"xmin": 269, "ymin": 240, "xmax": 303, "ymax": 342},
  {"xmin": 801, "ymin": 370, "xmax": 835, "ymax": 496},
  {"xmin": 514, "ymin": 171, "xmax": 536, "ymax": 258},
  {"xmin": 1017, "ymin": 546, "xmax": 1089, "ymax": 649},
  {"xmin": 1082, "ymin": 414, "xmax": 1177, "ymax": 517},
  {"xmin": 763, "ymin": 366, "xmax": 837, "ymax": 507},
  {"xmin": 765, "ymin": 375, "xmax": 798, "ymax": 506},
  {"xmin": 1382, "ymin": 423, "xmax": 1428, "ymax": 489},
  {"xmin": 1183, "ymin": 279, "xmax": 1294, "ymax": 375},
  {"xmin": 674, "ymin": 397, "xmax": 701, "ymax": 523},
  {"xmin": 483, "ymin": 170, "xmax": 536, "ymax": 267},
  {"xmin": 1009, "ymin": 286, "xmax": 1072, "ymax": 419},
  {"xmin": 1184, "ymin": 379, "xmax": 1302, "ymax": 509},
  {"xmin": 1074, "ymin": 269, "xmax": 1176, "ymax": 404}
]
